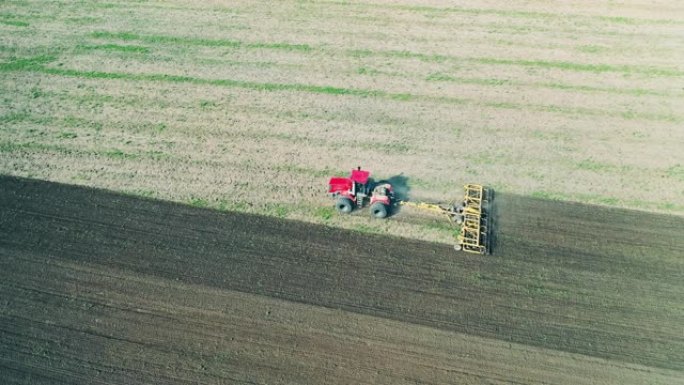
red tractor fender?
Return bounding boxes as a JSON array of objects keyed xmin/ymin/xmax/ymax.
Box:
[
  {"xmin": 369, "ymin": 183, "xmax": 394, "ymax": 206},
  {"xmin": 328, "ymin": 177, "xmax": 357, "ymax": 203},
  {"xmin": 328, "ymin": 177, "xmax": 352, "ymax": 194}
]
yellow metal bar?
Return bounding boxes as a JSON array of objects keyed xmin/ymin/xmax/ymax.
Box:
[
  {"xmin": 400, "ymin": 201, "xmax": 446, "ymax": 213},
  {"xmin": 399, "ymin": 201, "xmax": 460, "ymax": 223},
  {"xmin": 456, "ymin": 184, "xmax": 489, "ymax": 255}
]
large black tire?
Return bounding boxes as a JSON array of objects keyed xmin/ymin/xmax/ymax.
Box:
[
  {"xmin": 370, "ymin": 202, "xmax": 389, "ymax": 219},
  {"xmin": 335, "ymin": 197, "xmax": 353, "ymax": 214}
]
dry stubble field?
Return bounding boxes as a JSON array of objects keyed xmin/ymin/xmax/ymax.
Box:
[
  {"xmin": 1, "ymin": 0, "xmax": 684, "ymax": 241},
  {"xmin": 1, "ymin": 0, "xmax": 684, "ymax": 384}
]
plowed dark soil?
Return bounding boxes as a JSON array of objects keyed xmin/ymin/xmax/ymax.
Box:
[{"xmin": 1, "ymin": 176, "xmax": 683, "ymax": 384}]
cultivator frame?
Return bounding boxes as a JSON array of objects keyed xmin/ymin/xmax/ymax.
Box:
[
  {"xmin": 400, "ymin": 183, "xmax": 492, "ymax": 255},
  {"xmin": 455, "ymin": 184, "xmax": 490, "ymax": 254}
]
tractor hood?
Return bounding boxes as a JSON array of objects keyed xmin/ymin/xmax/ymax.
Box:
[{"xmin": 328, "ymin": 177, "xmax": 353, "ymax": 193}]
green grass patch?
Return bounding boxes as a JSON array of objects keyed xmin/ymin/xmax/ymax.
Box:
[
  {"xmin": 349, "ymin": 48, "xmax": 447, "ymax": 63},
  {"xmin": 0, "ymin": 55, "xmax": 56, "ymax": 71},
  {"xmin": 30, "ymin": 64, "xmax": 387, "ymax": 98},
  {"xmin": 199, "ymin": 100, "xmax": 217, "ymax": 109},
  {"xmin": 540, "ymin": 82, "xmax": 669, "ymax": 97},
  {"xmin": 62, "ymin": 115, "xmax": 104, "ymax": 131},
  {"xmin": 594, "ymin": 196, "xmax": 620, "ymax": 205},
  {"xmin": 655, "ymin": 201, "xmax": 684, "ymax": 211},
  {"xmin": 530, "ymin": 129, "xmax": 574, "ymax": 142},
  {"xmin": 188, "ymin": 197, "xmax": 209, "ymax": 208},
  {"xmin": 359, "ymin": 140, "xmax": 412, "ymax": 154},
  {"xmin": 356, "ymin": 67, "xmax": 381, "ymax": 75},
  {"xmin": 599, "ymin": 16, "xmax": 639, "ymax": 25},
  {"xmin": 30, "ymin": 87, "xmax": 43, "ymax": 98},
  {"xmin": 66, "ymin": 16, "xmax": 99, "ymax": 25},
  {"xmin": 0, "ymin": 141, "xmax": 72, "ymax": 154},
  {"xmin": 0, "ymin": 19, "xmax": 29, "ymax": 27},
  {"xmin": 314, "ymin": 206, "xmax": 335, "ymax": 221},
  {"xmin": 77, "ymin": 43, "xmax": 150, "ymax": 54},
  {"xmin": 426, "ymin": 73, "xmax": 513, "ymax": 86},
  {"xmin": 576, "ymin": 159, "xmax": 613, "ymax": 172},
  {"xmin": 389, "ymin": 93, "xmax": 413, "ymax": 101},
  {"xmin": 0, "ymin": 138, "xmax": 171, "ymax": 162},
  {"xmin": 352, "ymin": 46, "xmax": 684, "ymax": 78},
  {"xmin": 144, "ymin": 150, "xmax": 171, "ymax": 160},
  {"xmin": 355, "ymin": 47, "xmax": 683, "ymax": 77},
  {"xmin": 473, "ymin": 57, "xmax": 683, "ymax": 77},
  {"xmin": 0, "ymin": 111, "xmax": 31, "ymax": 124},
  {"xmin": 216, "ymin": 200, "xmax": 251, "ymax": 212},
  {"xmin": 425, "ymin": 73, "xmax": 455, "ymax": 81},
  {"xmin": 103, "ymin": 148, "xmax": 137, "ymax": 160},
  {"xmin": 91, "ymin": 31, "xmax": 311, "ymax": 52},
  {"xmin": 666, "ymin": 165, "xmax": 684, "ymax": 181},
  {"xmin": 264, "ymin": 203, "xmax": 290, "ymax": 218},
  {"xmin": 57, "ymin": 131, "xmax": 78, "ymax": 139},
  {"xmin": 153, "ymin": 123, "xmax": 166, "ymax": 133},
  {"xmin": 426, "ymin": 72, "xmax": 672, "ymax": 97}
]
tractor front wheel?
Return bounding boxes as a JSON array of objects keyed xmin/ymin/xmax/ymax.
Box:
[
  {"xmin": 370, "ymin": 202, "xmax": 389, "ymax": 219},
  {"xmin": 336, "ymin": 197, "xmax": 353, "ymax": 214}
]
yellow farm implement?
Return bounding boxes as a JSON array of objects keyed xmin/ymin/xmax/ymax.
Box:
[{"xmin": 400, "ymin": 184, "xmax": 492, "ymax": 254}]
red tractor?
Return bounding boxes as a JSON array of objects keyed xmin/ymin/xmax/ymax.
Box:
[{"xmin": 328, "ymin": 167, "xmax": 395, "ymax": 218}]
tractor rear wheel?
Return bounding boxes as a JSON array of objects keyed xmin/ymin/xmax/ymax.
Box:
[
  {"xmin": 336, "ymin": 197, "xmax": 353, "ymax": 214},
  {"xmin": 370, "ymin": 202, "xmax": 388, "ymax": 219}
]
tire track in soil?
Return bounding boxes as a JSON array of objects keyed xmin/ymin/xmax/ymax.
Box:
[
  {"xmin": 1, "ymin": 257, "xmax": 680, "ymax": 385},
  {"xmin": 0, "ymin": 175, "xmax": 683, "ymax": 372}
]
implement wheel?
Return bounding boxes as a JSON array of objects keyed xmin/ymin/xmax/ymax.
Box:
[
  {"xmin": 370, "ymin": 202, "xmax": 388, "ymax": 219},
  {"xmin": 336, "ymin": 198, "xmax": 353, "ymax": 214}
]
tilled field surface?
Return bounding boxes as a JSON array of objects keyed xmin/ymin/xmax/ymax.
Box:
[{"xmin": 1, "ymin": 176, "xmax": 683, "ymax": 384}]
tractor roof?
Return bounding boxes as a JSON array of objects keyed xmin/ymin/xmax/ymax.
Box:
[{"xmin": 350, "ymin": 169, "xmax": 370, "ymax": 184}]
